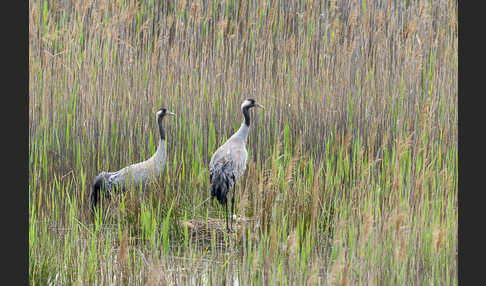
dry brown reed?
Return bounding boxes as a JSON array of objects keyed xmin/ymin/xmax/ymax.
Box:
[{"xmin": 29, "ymin": 0, "xmax": 457, "ymax": 284}]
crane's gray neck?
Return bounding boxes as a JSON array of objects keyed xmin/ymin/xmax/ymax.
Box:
[
  {"xmin": 157, "ymin": 115, "xmax": 165, "ymax": 141},
  {"xmin": 233, "ymin": 122, "xmax": 250, "ymax": 142},
  {"xmin": 233, "ymin": 107, "xmax": 251, "ymax": 142},
  {"xmin": 155, "ymin": 138, "xmax": 166, "ymax": 158},
  {"xmin": 154, "ymin": 115, "xmax": 167, "ymax": 163},
  {"xmin": 153, "ymin": 123, "xmax": 167, "ymax": 162}
]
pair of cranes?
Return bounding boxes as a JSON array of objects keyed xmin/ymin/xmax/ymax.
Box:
[{"xmin": 90, "ymin": 99, "xmax": 264, "ymax": 231}]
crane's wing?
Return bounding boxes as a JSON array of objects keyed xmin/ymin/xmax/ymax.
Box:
[{"xmin": 209, "ymin": 140, "xmax": 248, "ymax": 184}]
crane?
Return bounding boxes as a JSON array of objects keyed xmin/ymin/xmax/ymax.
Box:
[
  {"xmin": 90, "ymin": 107, "xmax": 175, "ymax": 210},
  {"xmin": 209, "ymin": 98, "xmax": 264, "ymax": 231}
]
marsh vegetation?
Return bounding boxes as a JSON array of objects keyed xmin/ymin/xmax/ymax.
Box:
[{"xmin": 29, "ymin": 0, "xmax": 457, "ymax": 284}]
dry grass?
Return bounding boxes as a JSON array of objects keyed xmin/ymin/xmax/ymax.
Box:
[
  {"xmin": 180, "ymin": 215, "xmax": 252, "ymax": 243},
  {"xmin": 29, "ymin": 0, "xmax": 457, "ymax": 284}
]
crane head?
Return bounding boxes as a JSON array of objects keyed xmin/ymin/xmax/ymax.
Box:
[
  {"xmin": 241, "ymin": 98, "xmax": 264, "ymax": 110},
  {"xmin": 156, "ymin": 107, "xmax": 176, "ymax": 119}
]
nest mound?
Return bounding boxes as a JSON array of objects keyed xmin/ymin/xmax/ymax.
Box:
[{"xmin": 180, "ymin": 216, "xmax": 252, "ymax": 242}]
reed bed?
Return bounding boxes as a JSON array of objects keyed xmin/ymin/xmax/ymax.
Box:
[{"xmin": 29, "ymin": 0, "xmax": 457, "ymax": 284}]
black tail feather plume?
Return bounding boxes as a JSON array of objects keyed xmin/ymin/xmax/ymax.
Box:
[
  {"xmin": 210, "ymin": 164, "xmax": 235, "ymax": 206},
  {"xmin": 90, "ymin": 175, "xmax": 106, "ymax": 209}
]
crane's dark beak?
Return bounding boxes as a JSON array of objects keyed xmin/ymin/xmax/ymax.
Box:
[{"xmin": 256, "ymin": 103, "xmax": 264, "ymax": 109}]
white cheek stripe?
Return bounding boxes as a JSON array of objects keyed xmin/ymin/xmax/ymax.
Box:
[{"xmin": 241, "ymin": 100, "xmax": 251, "ymax": 109}]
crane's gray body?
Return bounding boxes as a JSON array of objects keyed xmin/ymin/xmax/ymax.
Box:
[
  {"xmin": 90, "ymin": 108, "xmax": 173, "ymax": 208},
  {"xmin": 209, "ymin": 123, "xmax": 249, "ymax": 204},
  {"xmin": 96, "ymin": 139, "xmax": 166, "ymax": 192}
]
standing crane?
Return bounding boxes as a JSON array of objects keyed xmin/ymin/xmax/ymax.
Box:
[
  {"xmin": 90, "ymin": 107, "xmax": 175, "ymax": 210},
  {"xmin": 209, "ymin": 98, "xmax": 264, "ymax": 231}
]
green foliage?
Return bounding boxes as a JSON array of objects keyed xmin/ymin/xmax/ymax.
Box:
[{"xmin": 29, "ymin": 0, "xmax": 457, "ymax": 284}]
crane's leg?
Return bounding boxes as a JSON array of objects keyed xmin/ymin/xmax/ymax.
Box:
[
  {"xmin": 230, "ymin": 191, "xmax": 235, "ymax": 231},
  {"xmin": 225, "ymin": 201, "xmax": 230, "ymax": 232}
]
